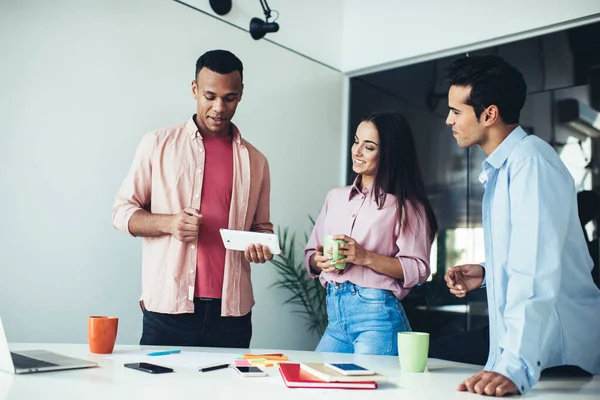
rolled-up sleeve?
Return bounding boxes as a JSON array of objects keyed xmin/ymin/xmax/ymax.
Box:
[
  {"xmin": 112, "ymin": 132, "xmax": 154, "ymax": 236},
  {"xmin": 395, "ymin": 203, "xmax": 432, "ymax": 288},
  {"xmin": 304, "ymin": 192, "xmax": 331, "ymax": 279}
]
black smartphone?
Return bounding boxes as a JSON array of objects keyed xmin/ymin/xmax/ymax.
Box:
[{"xmin": 124, "ymin": 362, "xmax": 174, "ymax": 374}]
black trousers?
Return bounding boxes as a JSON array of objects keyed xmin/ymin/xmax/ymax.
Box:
[
  {"xmin": 140, "ymin": 298, "xmax": 252, "ymax": 348},
  {"xmin": 429, "ymin": 325, "xmax": 592, "ymax": 377}
]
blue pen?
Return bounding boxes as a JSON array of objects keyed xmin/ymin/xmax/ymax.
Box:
[{"xmin": 147, "ymin": 350, "xmax": 181, "ymax": 356}]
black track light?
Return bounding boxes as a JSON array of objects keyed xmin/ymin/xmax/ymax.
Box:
[
  {"xmin": 249, "ymin": 0, "xmax": 279, "ymax": 40},
  {"xmin": 209, "ymin": 0, "xmax": 232, "ymax": 16}
]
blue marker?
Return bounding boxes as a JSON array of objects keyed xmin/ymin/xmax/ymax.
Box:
[{"xmin": 147, "ymin": 350, "xmax": 181, "ymax": 356}]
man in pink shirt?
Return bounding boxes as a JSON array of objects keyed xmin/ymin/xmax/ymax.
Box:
[{"xmin": 112, "ymin": 50, "xmax": 274, "ymax": 347}]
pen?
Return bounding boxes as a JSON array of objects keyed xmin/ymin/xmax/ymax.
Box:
[
  {"xmin": 243, "ymin": 355, "xmax": 288, "ymax": 361},
  {"xmin": 198, "ymin": 363, "xmax": 231, "ymax": 372},
  {"xmin": 147, "ymin": 350, "xmax": 181, "ymax": 356}
]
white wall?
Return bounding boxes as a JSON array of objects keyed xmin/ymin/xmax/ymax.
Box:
[
  {"xmin": 177, "ymin": 0, "xmax": 343, "ymax": 70},
  {"xmin": 177, "ymin": 1, "xmax": 600, "ymax": 75},
  {"xmin": 342, "ymin": 0, "xmax": 600, "ymax": 73},
  {"xmin": 0, "ymin": 0, "xmax": 342, "ymax": 350}
]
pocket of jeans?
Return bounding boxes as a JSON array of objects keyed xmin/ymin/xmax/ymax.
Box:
[
  {"xmin": 139, "ymin": 300, "xmax": 148, "ymax": 316},
  {"xmin": 395, "ymin": 300, "xmax": 412, "ymax": 332},
  {"xmin": 354, "ymin": 287, "xmax": 389, "ymax": 304},
  {"xmin": 325, "ymin": 292, "xmax": 334, "ymax": 316}
]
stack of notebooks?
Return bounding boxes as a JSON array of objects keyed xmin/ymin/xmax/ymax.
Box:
[{"xmin": 279, "ymin": 362, "xmax": 387, "ymax": 390}]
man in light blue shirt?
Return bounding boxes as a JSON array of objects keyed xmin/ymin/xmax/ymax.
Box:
[{"xmin": 442, "ymin": 55, "xmax": 600, "ymax": 396}]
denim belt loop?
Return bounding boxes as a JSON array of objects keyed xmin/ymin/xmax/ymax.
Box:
[{"xmin": 350, "ymin": 283, "xmax": 357, "ymax": 295}]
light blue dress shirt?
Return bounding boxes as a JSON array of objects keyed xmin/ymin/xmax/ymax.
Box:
[{"xmin": 479, "ymin": 126, "xmax": 600, "ymax": 394}]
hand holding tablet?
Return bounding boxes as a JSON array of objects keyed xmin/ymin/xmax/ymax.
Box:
[{"xmin": 219, "ymin": 229, "xmax": 281, "ymax": 256}]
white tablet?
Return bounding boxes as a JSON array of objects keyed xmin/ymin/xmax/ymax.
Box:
[{"xmin": 219, "ymin": 229, "xmax": 281, "ymax": 254}]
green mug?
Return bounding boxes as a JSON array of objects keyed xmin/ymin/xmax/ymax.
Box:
[
  {"xmin": 323, "ymin": 235, "xmax": 346, "ymax": 269},
  {"xmin": 397, "ymin": 332, "xmax": 429, "ymax": 372}
]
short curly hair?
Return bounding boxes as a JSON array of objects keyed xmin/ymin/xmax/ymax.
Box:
[{"xmin": 195, "ymin": 49, "xmax": 243, "ymax": 82}]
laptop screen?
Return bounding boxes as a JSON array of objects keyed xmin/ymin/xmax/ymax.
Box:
[{"xmin": 0, "ymin": 317, "xmax": 16, "ymax": 373}]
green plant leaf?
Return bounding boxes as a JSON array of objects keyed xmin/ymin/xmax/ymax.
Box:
[{"xmin": 269, "ymin": 216, "xmax": 327, "ymax": 338}]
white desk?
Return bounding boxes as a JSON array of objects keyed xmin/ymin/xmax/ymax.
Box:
[{"xmin": 1, "ymin": 343, "xmax": 598, "ymax": 399}]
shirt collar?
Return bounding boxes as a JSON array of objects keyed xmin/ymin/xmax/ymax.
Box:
[
  {"xmin": 348, "ymin": 176, "xmax": 368, "ymax": 199},
  {"xmin": 483, "ymin": 126, "xmax": 527, "ymax": 170},
  {"xmin": 348, "ymin": 176, "xmax": 383, "ymax": 201},
  {"xmin": 185, "ymin": 115, "xmax": 242, "ymax": 144}
]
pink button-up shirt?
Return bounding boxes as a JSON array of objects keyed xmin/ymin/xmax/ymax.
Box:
[
  {"xmin": 304, "ymin": 180, "xmax": 432, "ymax": 299},
  {"xmin": 112, "ymin": 117, "xmax": 273, "ymax": 316}
]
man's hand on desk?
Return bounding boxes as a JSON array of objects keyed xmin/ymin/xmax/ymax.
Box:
[{"xmin": 458, "ymin": 370, "xmax": 518, "ymax": 397}]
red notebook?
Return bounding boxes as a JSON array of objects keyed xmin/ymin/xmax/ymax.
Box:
[{"xmin": 279, "ymin": 363, "xmax": 378, "ymax": 389}]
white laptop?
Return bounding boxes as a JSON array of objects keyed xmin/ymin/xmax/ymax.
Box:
[{"xmin": 0, "ymin": 316, "xmax": 97, "ymax": 374}]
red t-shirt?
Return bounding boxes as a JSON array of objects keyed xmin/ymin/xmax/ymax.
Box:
[{"xmin": 195, "ymin": 133, "xmax": 233, "ymax": 298}]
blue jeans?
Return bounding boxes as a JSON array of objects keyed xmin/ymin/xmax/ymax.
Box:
[{"xmin": 316, "ymin": 282, "xmax": 411, "ymax": 355}]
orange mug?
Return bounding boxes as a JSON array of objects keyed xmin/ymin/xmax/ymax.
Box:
[{"xmin": 88, "ymin": 316, "xmax": 118, "ymax": 354}]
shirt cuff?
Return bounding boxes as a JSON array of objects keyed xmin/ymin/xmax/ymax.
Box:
[
  {"xmin": 122, "ymin": 207, "xmax": 142, "ymax": 237},
  {"xmin": 480, "ymin": 262, "xmax": 487, "ymax": 288},
  {"xmin": 488, "ymin": 352, "xmax": 538, "ymax": 395},
  {"xmin": 304, "ymin": 250, "xmax": 319, "ymax": 279},
  {"xmin": 398, "ymin": 257, "xmax": 422, "ymax": 288}
]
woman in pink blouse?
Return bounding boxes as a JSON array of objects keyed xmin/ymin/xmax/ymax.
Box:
[{"xmin": 304, "ymin": 111, "xmax": 438, "ymax": 355}]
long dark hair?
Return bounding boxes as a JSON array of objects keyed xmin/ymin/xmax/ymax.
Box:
[{"xmin": 359, "ymin": 111, "xmax": 438, "ymax": 242}]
